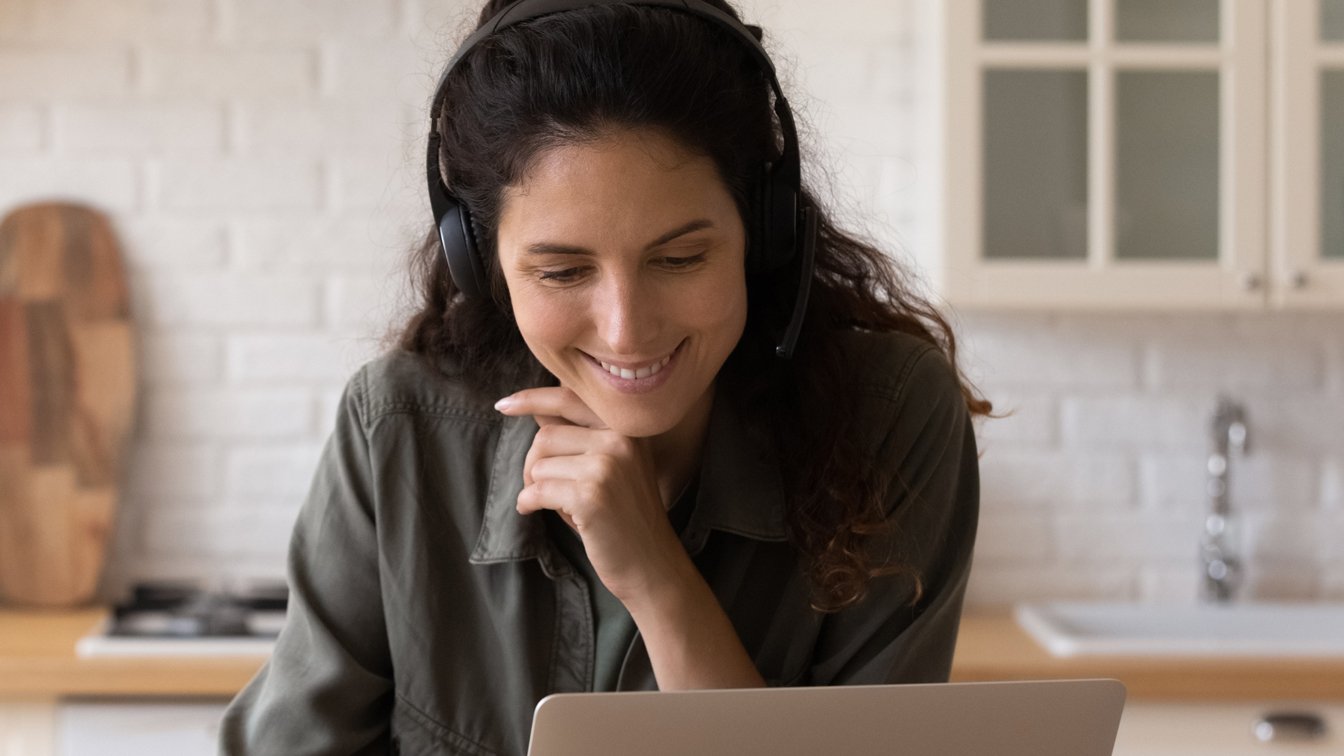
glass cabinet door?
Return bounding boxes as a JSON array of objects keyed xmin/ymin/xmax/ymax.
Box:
[
  {"xmin": 1114, "ymin": 70, "xmax": 1220, "ymax": 262},
  {"xmin": 1326, "ymin": 71, "xmax": 1344, "ymax": 263},
  {"xmin": 983, "ymin": 0, "xmax": 1089, "ymax": 41},
  {"xmin": 1110, "ymin": 2, "xmax": 1226, "ymax": 264},
  {"xmin": 1114, "ymin": 0, "xmax": 1220, "ymax": 42},
  {"xmin": 1321, "ymin": 1, "xmax": 1344, "ymax": 264},
  {"xmin": 983, "ymin": 70, "xmax": 1089, "ymax": 260},
  {"xmin": 941, "ymin": 0, "xmax": 1267, "ymax": 308},
  {"xmin": 1273, "ymin": 0, "xmax": 1344, "ymax": 306},
  {"xmin": 1325, "ymin": 0, "xmax": 1344, "ymax": 40}
]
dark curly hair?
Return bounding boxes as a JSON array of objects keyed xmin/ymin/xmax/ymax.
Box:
[{"xmin": 397, "ymin": 0, "xmax": 992, "ymax": 612}]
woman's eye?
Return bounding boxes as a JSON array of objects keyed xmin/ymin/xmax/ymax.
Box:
[
  {"xmin": 537, "ymin": 267, "xmax": 586, "ymax": 283},
  {"xmin": 657, "ymin": 253, "xmax": 707, "ymax": 270}
]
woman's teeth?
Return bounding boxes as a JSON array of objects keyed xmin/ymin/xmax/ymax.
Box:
[{"xmin": 598, "ymin": 353, "xmax": 672, "ymax": 380}]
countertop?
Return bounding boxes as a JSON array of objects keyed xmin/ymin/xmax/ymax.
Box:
[
  {"xmin": 948, "ymin": 612, "xmax": 1344, "ymax": 700},
  {"xmin": 0, "ymin": 608, "xmax": 260, "ymax": 699},
  {"xmin": 2, "ymin": 608, "xmax": 1342, "ymax": 700}
]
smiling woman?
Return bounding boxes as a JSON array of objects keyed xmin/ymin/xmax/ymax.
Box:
[
  {"xmin": 497, "ymin": 129, "xmax": 748, "ymax": 443},
  {"xmin": 218, "ymin": 1, "xmax": 991, "ymax": 754}
]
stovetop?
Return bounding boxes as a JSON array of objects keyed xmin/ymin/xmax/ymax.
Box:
[{"xmin": 75, "ymin": 579, "xmax": 289, "ymax": 658}]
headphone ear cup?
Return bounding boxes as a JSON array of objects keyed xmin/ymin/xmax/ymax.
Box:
[
  {"xmin": 438, "ymin": 199, "xmax": 489, "ymax": 298},
  {"xmin": 749, "ymin": 170, "xmax": 771, "ymax": 275},
  {"xmin": 773, "ymin": 173, "xmax": 799, "ymax": 270},
  {"xmin": 753, "ymin": 167, "xmax": 798, "ymax": 274}
]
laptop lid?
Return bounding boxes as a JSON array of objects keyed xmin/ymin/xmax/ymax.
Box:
[{"xmin": 527, "ymin": 678, "xmax": 1126, "ymax": 756}]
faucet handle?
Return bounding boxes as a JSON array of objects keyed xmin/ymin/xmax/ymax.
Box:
[
  {"xmin": 1211, "ymin": 396, "xmax": 1250, "ymax": 453},
  {"xmin": 1228, "ymin": 418, "xmax": 1248, "ymax": 452}
]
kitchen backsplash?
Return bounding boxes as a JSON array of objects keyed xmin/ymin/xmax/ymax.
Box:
[{"xmin": 2, "ymin": 0, "xmax": 1339, "ymax": 607}]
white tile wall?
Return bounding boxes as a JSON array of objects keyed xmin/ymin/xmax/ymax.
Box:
[{"xmin": 1, "ymin": 0, "xmax": 1340, "ymax": 608}]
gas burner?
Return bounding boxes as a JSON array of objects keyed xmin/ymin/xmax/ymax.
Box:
[
  {"xmin": 75, "ymin": 579, "xmax": 289, "ymax": 658},
  {"xmin": 109, "ymin": 580, "xmax": 288, "ymax": 638}
]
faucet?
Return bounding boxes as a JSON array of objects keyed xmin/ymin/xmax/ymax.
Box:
[{"xmin": 1201, "ymin": 396, "xmax": 1248, "ymax": 603}]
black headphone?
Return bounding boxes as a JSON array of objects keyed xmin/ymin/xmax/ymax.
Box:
[{"xmin": 425, "ymin": 0, "xmax": 816, "ymax": 358}]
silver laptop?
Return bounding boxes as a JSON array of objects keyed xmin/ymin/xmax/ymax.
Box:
[{"xmin": 527, "ymin": 678, "xmax": 1126, "ymax": 756}]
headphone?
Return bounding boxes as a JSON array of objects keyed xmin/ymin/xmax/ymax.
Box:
[{"xmin": 425, "ymin": 0, "xmax": 816, "ymax": 358}]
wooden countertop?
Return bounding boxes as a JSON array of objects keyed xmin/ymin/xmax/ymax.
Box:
[
  {"xmin": 0, "ymin": 608, "xmax": 263, "ymax": 699},
  {"xmin": 3, "ymin": 608, "xmax": 1342, "ymax": 700},
  {"xmin": 949, "ymin": 612, "xmax": 1344, "ymax": 701}
]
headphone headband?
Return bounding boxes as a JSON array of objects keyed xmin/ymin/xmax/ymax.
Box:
[
  {"xmin": 428, "ymin": 0, "xmax": 800, "ymax": 212},
  {"xmin": 444, "ymin": 0, "xmax": 773, "ymax": 82}
]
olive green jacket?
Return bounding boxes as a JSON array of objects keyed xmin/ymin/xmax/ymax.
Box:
[{"xmin": 218, "ymin": 331, "xmax": 980, "ymax": 756}]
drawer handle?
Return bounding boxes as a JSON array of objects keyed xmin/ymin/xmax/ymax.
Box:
[{"xmin": 1253, "ymin": 711, "xmax": 1327, "ymax": 743}]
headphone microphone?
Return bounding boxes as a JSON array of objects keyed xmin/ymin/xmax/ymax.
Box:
[{"xmin": 425, "ymin": 0, "xmax": 815, "ymax": 358}]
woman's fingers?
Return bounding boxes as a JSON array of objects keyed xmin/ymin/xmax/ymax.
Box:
[
  {"xmin": 495, "ymin": 386, "xmax": 606, "ymax": 429},
  {"xmin": 531, "ymin": 423, "xmax": 628, "ymax": 457},
  {"xmin": 528, "ymin": 452, "xmax": 616, "ymax": 486},
  {"xmin": 516, "ymin": 477, "xmax": 587, "ymax": 521},
  {"xmin": 523, "ymin": 424, "xmax": 582, "ymax": 486},
  {"xmin": 517, "ymin": 477, "xmax": 579, "ymax": 534},
  {"xmin": 523, "ymin": 424, "xmax": 629, "ymax": 486}
]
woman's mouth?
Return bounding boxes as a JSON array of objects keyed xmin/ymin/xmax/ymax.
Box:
[
  {"xmin": 584, "ymin": 341, "xmax": 684, "ymax": 393},
  {"xmin": 596, "ymin": 352, "xmax": 672, "ymax": 380}
]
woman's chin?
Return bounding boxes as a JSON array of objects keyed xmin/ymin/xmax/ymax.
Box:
[{"xmin": 590, "ymin": 406, "xmax": 679, "ymax": 438}]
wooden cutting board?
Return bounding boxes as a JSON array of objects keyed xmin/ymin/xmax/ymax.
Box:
[{"xmin": 0, "ymin": 202, "xmax": 136, "ymax": 607}]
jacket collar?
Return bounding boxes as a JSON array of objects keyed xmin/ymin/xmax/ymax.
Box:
[
  {"xmin": 468, "ymin": 390, "xmax": 788, "ymax": 566},
  {"xmin": 468, "ymin": 412, "xmax": 548, "ymax": 566}
]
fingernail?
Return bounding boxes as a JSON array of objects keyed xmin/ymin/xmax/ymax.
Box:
[{"xmin": 494, "ymin": 396, "xmax": 515, "ymax": 412}]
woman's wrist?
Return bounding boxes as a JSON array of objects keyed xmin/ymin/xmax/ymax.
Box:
[
  {"xmin": 622, "ymin": 553, "xmax": 766, "ymax": 690},
  {"xmin": 618, "ymin": 544, "xmax": 701, "ymax": 619}
]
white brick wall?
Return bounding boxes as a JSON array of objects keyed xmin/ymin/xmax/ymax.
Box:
[
  {"xmin": 54, "ymin": 103, "xmax": 225, "ymax": 155},
  {"xmin": 0, "ymin": 49, "xmax": 132, "ymax": 98},
  {"xmin": 967, "ymin": 311, "xmax": 1344, "ymax": 604},
  {"xmin": 0, "ymin": 105, "xmax": 43, "ymax": 150},
  {"xmin": 1, "ymin": 0, "xmax": 1340, "ymax": 609}
]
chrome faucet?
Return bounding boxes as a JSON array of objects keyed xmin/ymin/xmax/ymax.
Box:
[{"xmin": 1202, "ymin": 396, "xmax": 1248, "ymax": 602}]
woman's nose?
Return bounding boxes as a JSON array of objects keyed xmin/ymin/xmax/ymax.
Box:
[{"xmin": 593, "ymin": 273, "xmax": 659, "ymax": 354}]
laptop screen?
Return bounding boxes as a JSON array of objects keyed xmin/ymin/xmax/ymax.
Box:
[{"xmin": 527, "ymin": 678, "xmax": 1126, "ymax": 756}]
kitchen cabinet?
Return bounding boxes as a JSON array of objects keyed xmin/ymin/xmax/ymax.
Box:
[
  {"xmin": 56, "ymin": 699, "xmax": 230, "ymax": 756},
  {"xmin": 0, "ymin": 699, "xmax": 228, "ymax": 756},
  {"xmin": 0, "ymin": 700, "xmax": 56, "ymax": 756},
  {"xmin": 1114, "ymin": 701, "xmax": 1343, "ymax": 754},
  {"xmin": 917, "ymin": 0, "xmax": 1344, "ymax": 309}
]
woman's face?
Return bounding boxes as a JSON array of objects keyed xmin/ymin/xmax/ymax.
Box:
[{"xmin": 495, "ymin": 128, "xmax": 749, "ymax": 438}]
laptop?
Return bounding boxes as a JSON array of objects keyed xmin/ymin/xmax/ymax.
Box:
[{"xmin": 527, "ymin": 678, "xmax": 1126, "ymax": 756}]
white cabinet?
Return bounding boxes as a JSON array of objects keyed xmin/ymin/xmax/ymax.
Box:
[
  {"xmin": 56, "ymin": 699, "xmax": 229, "ymax": 756},
  {"xmin": 0, "ymin": 700, "xmax": 56, "ymax": 756},
  {"xmin": 917, "ymin": 0, "xmax": 1344, "ymax": 309},
  {"xmin": 0, "ymin": 699, "xmax": 229, "ymax": 756},
  {"xmin": 1114, "ymin": 701, "xmax": 1344, "ymax": 755}
]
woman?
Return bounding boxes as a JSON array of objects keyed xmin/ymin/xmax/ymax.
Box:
[{"xmin": 220, "ymin": 0, "xmax": 989, "ymax": 753}]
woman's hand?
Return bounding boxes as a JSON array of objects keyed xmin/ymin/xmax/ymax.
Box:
[
  {"xmin": 495, "ymin": 386, "xmax": 693, "ymax": 605},
  {"xmin": 497, "ymin": 386, "xmax": 765, "ymax": 690}
]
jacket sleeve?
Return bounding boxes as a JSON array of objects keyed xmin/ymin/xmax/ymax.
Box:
[
  {"xmin": 806, "ymin": 345, "xmax": 980, "ymax": 685},
  {"xmin": 219, "ymin": 367, "xmax": 395, "ymax": 755}
]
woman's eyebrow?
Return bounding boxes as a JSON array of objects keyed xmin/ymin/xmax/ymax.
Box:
[{"xmin": 524, "ymin": 218, "xmax": 715, "ymax": 256}]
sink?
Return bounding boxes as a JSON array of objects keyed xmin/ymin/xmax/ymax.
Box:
[{"xmin": 1014, "ymin": 601, "xmax": 1344, "ymax": 658}]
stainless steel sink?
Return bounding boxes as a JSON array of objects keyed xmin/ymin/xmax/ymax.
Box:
[{"xmin": 1014, "ymin": 601, "xmax": 1344, "ymax": 657}]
